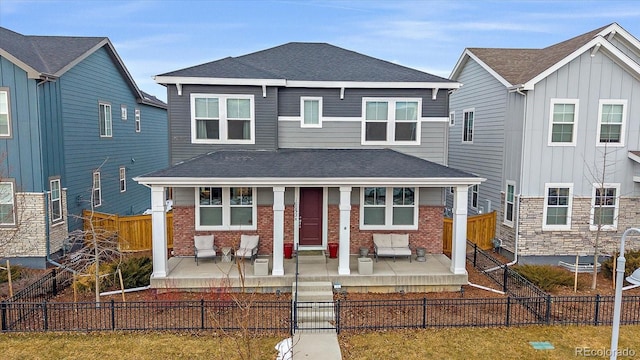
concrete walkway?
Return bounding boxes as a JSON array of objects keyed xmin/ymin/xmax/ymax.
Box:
[{"xmin": 293, "ymin": 332, "xmax": 342, "ymax": 359}]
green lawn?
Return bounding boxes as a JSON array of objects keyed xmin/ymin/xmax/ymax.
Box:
[{"xmin": 0, "ymin": 326, "xmax": 638, "ymax": 359}]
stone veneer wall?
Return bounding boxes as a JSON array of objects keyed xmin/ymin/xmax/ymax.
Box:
[
  {"xmin": 173, "ymin": 204, "xmax": 445, "ymax": 256},
  {"xmin": 517, "ymin": 196, "xmax": 640, "ymax": 256}
]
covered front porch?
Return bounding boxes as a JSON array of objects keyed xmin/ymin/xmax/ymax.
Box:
[{"xmin": 150, "ymin": 253, "xmax": 467, "ymax": 293}]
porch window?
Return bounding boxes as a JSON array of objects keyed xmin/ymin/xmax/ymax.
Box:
[
  {"xmin": 361, "ymin": 187, "xmax": 417, "ymax": 229},
  {"xmin": 50, "ymin": 178, "xmax": 63, "ymax": 223},
  {"xmin": 191, "ymin": 94, "xmax": 254, "ymax": 144},
  {"xmin": 590, "ymin": 184, "xmax": 619, "ymax": 231},
  {"xmin": 0, "ymin": 182, "xmax": 15, "ymax": 225},
  {"xmin": 597, "ymin": 100, "xmax": 626, "ymax": 146},
  {"xmin": 362, "ymin": 98, "xmax": 420, "ymax": 145},
  {"xmin": 543, "ymin": 184, "xmax": 572, "ymax": 230},
  {"xmin": 197, "ymin": 187, "xmax": 256, "ymax": 230}
]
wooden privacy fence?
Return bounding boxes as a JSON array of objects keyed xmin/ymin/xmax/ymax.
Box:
[
  {"xmin": 443, "ymin": 211, "xmax": 496, "ymax": 254},
  {"xmin": 82, "ymin": 210, "xmax": 173, "ymax": 251}
]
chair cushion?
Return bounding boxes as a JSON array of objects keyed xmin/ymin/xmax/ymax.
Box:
[
  {"xmin": 194, "ymin": 234, "xmax": 214, "ymax": 250},
  {"xmin": 235, "ymin": 248, "xmax": 252, "ymax": 258},
  {"xmin": 241, "ymin": 235, "xmax": 259, "ymax": 249},
  {"xmin": 393, "ymin": 247, "xmax": 412, "ymax": 256},
  {"xmin": 376, "ymin": 247, "xmax": 395, "ymax": 256},
  {"xmin": 196, "ymin": 249, "xmax": 216, "ymax": 257},
  {"xmin": 391, "ymin": 234, "xmax": 409, "ymax": 248},
  {"xmin": 373, "ymin": 234, "xmax": 392, "ymax": 248}
]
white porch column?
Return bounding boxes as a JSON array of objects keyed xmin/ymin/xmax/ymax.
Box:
[
  {"xmin": 151, "ymin": 185, "xmax": 167, "ymax": 278},
  {"xmin": 338, "ymin": 186, "xmax": 351, "ymax": 275},
  {"xmin": 272, "ymin": 186, "xmax": 285, "ymax": 276},
  {"xmin": 451, "ymin": 185, "xmax": 469, "ymax": 274}
]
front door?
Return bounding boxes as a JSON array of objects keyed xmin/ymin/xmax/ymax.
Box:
[{"xmin": 299, "ymin": 187, "xmax": 323, "ymax": 246}]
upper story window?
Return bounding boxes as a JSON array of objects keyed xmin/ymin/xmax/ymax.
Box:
[
  {"xmin": 99, "ymin": 103, "xmax": 112, "ymax": 137},
  {"xmin": 590, "ymin": 183, "xmax": 620, "ymax": 231},
  {"xmin": 50, "ymin": 178, "xmax": 63, "ymax": 223},
  {"xmin": 361, "ymin": 187, "xmax": 418, "ymax": 230},
  {"xmin": 597, "ymin": 100, "xmax": 626, "ymax": 146},
  {"xmin": 543, "ymin": 183, "xmax": 573, "ymax": 231},
  {"xmin": 504, "ymin": 181, "xmax": 515, "ymax": 227},
  {"xmin": 301, "ymin": 97, "xmax": 322, "ymax": 128},
  {"xmin": 191, "ymin": 94, "xmax": 255, "ymax": 144},
  {"xmin": 362, "ymin": 98, "xmax": 421, "ymax": 145},
  {"xmin": 135, "ymin": 108, "xmax": 141, "ymax": 132},
  {"xmin": 119, "ymin": 167, "xmax": 127, "ymax": 192},
  {"xmin": 92, "ymin": 171, "xmax": 102, "ymax": 207},
  {"xmin": 462, "ymin": 109, "xmax": 474, "ymax": 143},
  {"xmin": 449, "ymin": 111, "xmax": 455, "ymax": 127},
  {"xmin": 0, "ymin": 89, "xmax": 11, "ymax": 137},
  {"xmin": 0, "ymin": 181, "xmax": 15, "ymax": 225},
  {"xmin": 121, "ymin": 105, "xmax": 127, "ymax": 120},
  {"xmin": 196, "ymin": 187, "xmax": 256, "ymax": 230},
  {"xmin": 548, "ymin": 99, "xmax": 578, "ymax": 146}
]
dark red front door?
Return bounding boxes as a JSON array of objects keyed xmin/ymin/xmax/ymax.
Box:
[{"xmin": 299, "ymin": 188, "xmax": 323, "ymax": 246}]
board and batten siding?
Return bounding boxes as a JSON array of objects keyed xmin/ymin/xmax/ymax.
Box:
[
  {"xmin": 167, "ymin": 84, "xmax": 278, "ymax": 164},
  {"xmin": 39, "ymin": 79, "xmax": 65, "ymax": 186},
  {"xmin": 60, "ymin": 47, "xmax": 168, "ymax": 231},
  {"xmin": 520, "ymin": 50, "xmax": 640, "ymax": 197},
  {"xmin": 277, "ymin": 87, "xmax": 449, "ymax": 164},
  {"xmin": 448, "ymin": 57, "xmax": 507, "ymax": 214},
  {"xmin": 0, "ymin": 56, "xmax": 44, "ymax": 192}
]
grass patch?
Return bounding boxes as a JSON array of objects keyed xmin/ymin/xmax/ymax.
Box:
[{"xmin": 512, "ymin": 264, "xmax": 583, "ymax": 292}]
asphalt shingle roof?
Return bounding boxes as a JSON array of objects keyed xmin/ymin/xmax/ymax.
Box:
[
  {"xmin": 467, "ymin": 24, "xmax": 611, "ymax": 85},
  {"xmin": 142, "ymin": 149, "xmax": 478, "ymax": 179},
  {"xmin": 0, "ymin": 27, "xmax": 105, "ymax": 75},
  {"xmin": 159, "ymin": 42, "xmax": 452, "ymax": 83}
]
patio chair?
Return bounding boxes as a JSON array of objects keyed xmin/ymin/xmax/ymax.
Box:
[
  {"xmin": 235, "ymin": 234, "xmax": 259, "ymax": 262},
  {"xmin": 194, "ymin": 234, "xmax": 217, "ymax": 265}
]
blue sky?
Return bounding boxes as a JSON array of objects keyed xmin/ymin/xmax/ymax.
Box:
[{"xmin": 2, "ymin": 0, "xmax": 640, "ymax": 101}]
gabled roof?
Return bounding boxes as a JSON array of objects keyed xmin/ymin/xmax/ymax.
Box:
[
  {"xmin": 0, "ymin": 27, "xmax": 166, "ymax": 109},
  {"xmin": 135, "ymin": 149, "xmax": 483, "ymax": 187},
  {"xmin": 156, "ymin": 42, "xmax": 459, "ymax": 91},
  {"xmin": 451, "ymin": 23, "xmax": 640, "ymax": 90}
]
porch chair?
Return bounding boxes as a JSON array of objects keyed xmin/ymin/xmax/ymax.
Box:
[
  {"xmin": 235, "ymin": 234, "xmax": 260, "ymax": 262},
  {"xmin": 194, "ymin": 234, "xmax": 217, "ymax": 265}
]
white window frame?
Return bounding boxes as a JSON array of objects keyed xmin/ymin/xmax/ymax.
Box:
[
  {"xmin": 462, "ymin": 108, "xmax": 474, "ymax": 143},
  {"xmin": 190, "ymin": 94, "xmax": 255, "ymax": 144},
  {"xmin": 470, "ymin": 184, "xmax": 479, "ymax": 210},
  {"xmin": 0, "ymin": 88, "xmax": 11, "ymax": 137},
  {"xmin": 99, "ymin": 102, "xmax": 112, "ymax": 137},
  {"xmin": 449, "ymin": 111, "xmax": 455, "ymax": 127},
  {"xmin": 542, "ymin": 183, "xmax": 573, "ymax": 231},
  {"xmin": 361, "ymin": 97, "xmax": 422, "ymax": 145},
  {"xmin": 300, "ymin": 97, "xmax": 323, "ymax": 128},
  {"xmin": 589, "ymin": 183, "xmax": 620, "ymax": 231},
  {"xmin": 596, "ymin": 99, "xmax": 627, "ymax": 147},
  {"xmin": 49, "ymin": 178, "xmax": 63, "ymax": 224},
  {"xmin": 195, "ymin": 187, "xmax": 257, "ymax": 231},
  {"xmin": 547, "ymin": 99, "xmax": 578, "ymax": 146},
  {"xmin": 503, "ymin": 181, "xmax": 515, "ymax": 227},
  {"xmin": 360, "ymin": 187, "xmax": 419, "ymax": 230},
  {"xmin": 92, "ymin": 171, "xmax": 102, "ymax": 207},
  {"xmin": 135, "ymin": 108, "xmax": 141, "ymax": 132},
  {"xmin": 121, "ymin": 105, "xmax": 127, "ymax": 120},
  {"xmin": 119, "ymin": 167, "xmax": 126, "ymax": 193},
  {"xmin": 0, "ymin": 181, "xmax": 16, "ymax": 226}
]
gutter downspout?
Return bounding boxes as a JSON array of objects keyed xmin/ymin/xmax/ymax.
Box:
[{"xmin": 486, "ymin": 86, "xmax": 527, "ymax": 272}]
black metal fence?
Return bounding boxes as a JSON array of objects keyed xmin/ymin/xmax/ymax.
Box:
[
  {"xmin": 2, "ymin": 294, "xmax": 639, "ymax": 333},
  {"xmin": 5, "ymin": 269, "xmax": 73, "ymax": 303}
]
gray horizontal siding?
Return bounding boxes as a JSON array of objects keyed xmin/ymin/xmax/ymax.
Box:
[
  {"xmin": 278, "ymin": 87, "xmax": 447, "ymax": 118},
  {"xmin": 448, "ymin": 57, "xmax": 507, "ymax": 213},
  {"xmin": 168, "ymin": 84, "xmax": 278, "ymax": 164}
]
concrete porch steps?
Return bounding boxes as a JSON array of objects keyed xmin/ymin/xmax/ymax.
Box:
[
  {"xmin": 292, "ymin": 281, "xmax": 335, "ymax": 332},
  {"xmin": 296, "ymin": 253, "xmax": 327, "ymax": 264}
]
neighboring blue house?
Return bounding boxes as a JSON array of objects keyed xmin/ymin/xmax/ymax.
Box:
[{"xmin": 0, "ymin": 27, "xmax": 168, "ymax": 268}]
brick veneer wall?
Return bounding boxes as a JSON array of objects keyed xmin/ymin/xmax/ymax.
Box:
[
  {"xmin": 517, "ymin": 196, "xmax": 640, "ymax": 256},
  {"xmin": 173, "ymin": 204, "xmax": 445, "ymax": 256}
]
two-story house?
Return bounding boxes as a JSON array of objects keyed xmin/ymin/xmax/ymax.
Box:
[
  {"xmin": 448, "ymin": 23, "xmax": 640, "ymax": 264},
  {"xmin": 136, "ymin": 42, "xmax": 483, "ymax": 285},
  {"xmin": 0, "ymin": 27, "xmax": 168, "ymax": 268}
]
